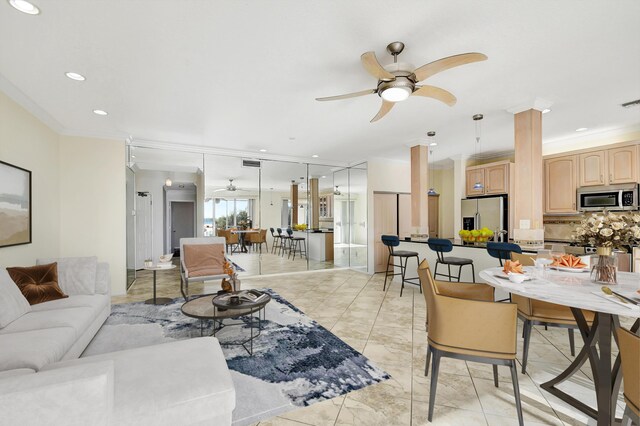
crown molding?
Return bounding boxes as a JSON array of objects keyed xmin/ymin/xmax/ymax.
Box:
[
  {"xmin": 129, "ymin": 138, "xmax": 349, "ymax": 168},
  {"xmin": 0, "ymin": 72, "xmax": 65, "ymax": 134}
]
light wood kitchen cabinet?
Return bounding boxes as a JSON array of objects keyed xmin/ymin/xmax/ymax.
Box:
[
  {"xmin": 319, "ymin": 194, "xmax": 333, "ymax": 218},
  {"xmin": 579, "ymin": 151, "xmax": 606, "ymax": 187},
  {"xmin": 485, "ymin": 164, "xmax": 509, "ymax": 194},
  {"xmin": 608, "ymin": 145, "xmax": 638, "ymax": 184},
  {"xmin": 466, "ymin": 168, "xmax": 485, "ymax": 196},
  {"xmin": 545, "ymin": 155, "xmax": 578, "ymax": 214},
  {"xmin": 577, "ymin": 145, "xmax": 638, "ymax": 187},
  {"xmin": 466, "ymin": 161, "xmax": 511, "ymax": 196}
]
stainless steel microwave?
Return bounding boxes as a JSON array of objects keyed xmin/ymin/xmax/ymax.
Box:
[{"xmin": 577, "ymin": 184, "xmax": 639, "ymax": 211}]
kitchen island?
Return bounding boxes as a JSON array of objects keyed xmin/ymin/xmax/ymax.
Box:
[{"xmin": 292, "ymin": 230, "xmax": 334, "ymax": 261}]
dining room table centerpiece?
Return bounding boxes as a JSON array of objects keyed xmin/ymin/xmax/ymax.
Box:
[{"xmin": 573, "ymin": 212, "xmax": 640, "ymax": 284}]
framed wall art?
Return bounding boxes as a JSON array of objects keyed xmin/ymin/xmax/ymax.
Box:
[{"xmin": 0, "ymin": 160, "xmax": 32, "ymax": 248}]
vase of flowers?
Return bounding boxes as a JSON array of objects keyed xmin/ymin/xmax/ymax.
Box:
[
  {"xmin": 221, "ymin": 257, "xmax": 240, "ymax": 292},
  {"xmin": 573, "ymin": 212, "xmax": 640, "ymax": 284}
]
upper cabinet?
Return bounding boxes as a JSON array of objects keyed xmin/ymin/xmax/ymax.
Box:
[
  {"xmin": 578, "ymin": 145, "xmax": 639, "ymax": 186},
  {"xmin": 466, "ymin": 162, "xmax": 511, "ymax": 197},
  {"xmin": 465, "ymin": 168, "xmax": 485, "ymax": 196},
  {"xmin": 545, "ymin": 155, "xmax": 578, "ymax": 214},
  {"xmin": 608, "ymin": 145, "xmax": 638, "ymax": 184},
  {"xmin": 319, "ymin": 194, "xmax": 333, "ymax": 218},
  {"xmin": 578, "ymin": 151, "xmax": 606, "ymax": 186}
]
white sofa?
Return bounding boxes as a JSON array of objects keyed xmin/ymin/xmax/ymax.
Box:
[{"xmin": 0, "ymin": 258, "xmax": 235, "ymax": 425}]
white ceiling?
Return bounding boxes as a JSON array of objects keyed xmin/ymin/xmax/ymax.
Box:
[{"xmin": 1, "ymin": 0, "xmax": 639, "ymax": 164}]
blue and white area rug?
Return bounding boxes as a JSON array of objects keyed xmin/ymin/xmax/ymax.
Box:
[{"xmin": 83, "ymin": 289, "xmax": 389, "ymax": 425}]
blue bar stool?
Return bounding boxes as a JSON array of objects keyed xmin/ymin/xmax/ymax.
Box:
[
  {"xmin": 427, "ymin": 238, "xmax": 475, "ymax": 282},
  {"xmin": 486, "ymin": 242, "xmax": 522, "ymax": 266},
  {"xmin": 381, "ymin": 235, "xmax": 421, "ymax": 296},
  {"xmin": 487, "ymin": 242, "xmax": 522, "ymax": 302}
]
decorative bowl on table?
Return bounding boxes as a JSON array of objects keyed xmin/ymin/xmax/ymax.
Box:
[{"xmin": 159, "ymin": 253, "xmax": 174, "ymax": 263}]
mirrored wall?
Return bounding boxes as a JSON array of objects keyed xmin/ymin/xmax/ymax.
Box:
[{"xmin": 125, "ymin": 145, "xmax": 367, "ymax": 281}]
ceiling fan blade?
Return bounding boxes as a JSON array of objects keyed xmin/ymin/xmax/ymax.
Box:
[
  {"xmin": 361, "ymin": 51, "xmax": 396, "ymax": 82},
  {"xmin": 316, "ymin": 89, "xmax": 376, "ymax": 102},
  {"xmin": 213, "ymin": 188, "xmax": 227, "ymax": 192},
  {"xmin": 370, "ymin": 101, "xmax": 395, "ymax": 123},
  {"xmin": 413, "ymin": 52, "xmax": 487, "ymax": 82},
  {"xmin": 412, "ymin": 85, "xmax": 457, "ymax": 106}
]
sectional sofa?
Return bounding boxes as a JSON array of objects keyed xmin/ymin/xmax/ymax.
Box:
[{"xmin": 0, "ymin": 257, "xmax": 235, "ymax": 425}]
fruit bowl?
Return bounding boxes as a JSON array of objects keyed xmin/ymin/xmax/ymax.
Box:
[
  {"xmin": 458, "ymin": 228, "xmax": 494, "ymax": 244},
  {"xmin": 159, "ymin": 253, "xmax": 174, "ymax": 263}
]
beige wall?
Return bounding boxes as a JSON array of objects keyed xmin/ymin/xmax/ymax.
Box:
[
  {"xmin": 0, "ymin": 90, "xmax": 126, "ymax": 294},
  {"xmin": 0, "ymin": 91, "xmax": 61, "ymax": 267},
  {"xmin": 59, "ymin": 136, "xmax": 127, "ymax": 295}
]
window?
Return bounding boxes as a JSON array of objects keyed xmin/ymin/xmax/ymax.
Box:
[{"xmin": 214, "ymin": 198, "xmax": 254, "ymax": 229}]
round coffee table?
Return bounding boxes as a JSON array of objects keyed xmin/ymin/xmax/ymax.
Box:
[{"xmin": 181, "ymin": 291, "xmax": 271, "ymax": 355}]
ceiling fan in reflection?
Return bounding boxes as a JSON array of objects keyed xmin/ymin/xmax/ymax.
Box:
[{"xmin": 213, "ymin": 179, "xmax": 251, "ymax": 193}]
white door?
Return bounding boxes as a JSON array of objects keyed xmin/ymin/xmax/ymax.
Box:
[{"xmin": 135, "ymin": 193, "xmax": 153, "ymax": 269}]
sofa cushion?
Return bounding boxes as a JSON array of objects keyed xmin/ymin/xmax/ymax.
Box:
[
  {"xmin": 0, "ymin": 306, "xmax": 95, "ymax": 341},
  {"xmin": 37, "ymin": 256, "xmax": 97, "ymax": 295},
  {"xmin": 6, "ymin": 263, "xmax": 68, "ymax": 305},
  {"xmin": 0, "ymin": 270, "xmax": 31, "ymax": 328},
  {"xmin": 0, "ymin": 327, "xmax": 77, "ymax": 371},
  {"xmin": 96, "ymin": 262, "xmax": 110, "ymax": 295},
  {"xmin": 30, "ymin": 294, "xmax": 109, "ymax": 313},
  {"xmin": 0, "ymin": 360, "xmax": 114, "ymax": 426},
  {"xmin": 0, "ymin": 368, "xmax": 35, "ymax": 379},
  {"xmin": 43, "ymin": 337, "xmax": 236, "ymax": 426}
]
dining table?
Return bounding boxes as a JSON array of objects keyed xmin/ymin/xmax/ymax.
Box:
[
  {"xmin": 479, "ymin": 267, "xmax": 640, "ymax": 426},
  {"xmin": 231, "ymin": 229, "xmax": 258, "ymax": 253}
]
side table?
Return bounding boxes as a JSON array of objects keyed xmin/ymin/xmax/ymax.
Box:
[{"xmin": 143, "ymin": 264, "xmax": 176, "ymax": 305}]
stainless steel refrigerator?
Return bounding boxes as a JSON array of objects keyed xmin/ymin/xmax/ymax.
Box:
[{"xmin": 461, "ymin": 195, "xmax": 508, "ymax": 233}]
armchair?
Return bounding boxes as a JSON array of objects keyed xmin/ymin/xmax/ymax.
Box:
[
  {"xmin": 179, "ymin": 237, "xmax": 229, "ymax": 301},
  {"xmin": 510, "ymin": 253, "xmax": 594, "ymax": 373},
  {"xmin": 417, "ymin": 259, "xmax": 523, "ymax": 425},
  {"xmin": 617, "ymin": 326, "xmax": 639, "ymax": 425},
  {"xmin": 247, "ymin": 229, "xmax": 268, "ymax": 252}
]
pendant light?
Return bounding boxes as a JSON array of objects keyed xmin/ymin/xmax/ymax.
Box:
[
  {"xmin": 165, "ymin": 177, "xmax": 172, "ymax": 187},
  {"xmin": 334, "ymin": 185, "xmax": 341, "ymax": 196},
  {"xmin": 427, "ymin": 131, "xmax": 438, "ymax": 195},
  {"xmin": 472, "ymin": 114, "xmax": 484, "ymax": 191}
]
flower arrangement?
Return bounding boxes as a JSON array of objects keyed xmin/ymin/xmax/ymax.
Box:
[
  {"xmin": 221, "ymin": 254, "xmax": 238, "ymax": 292},
  {"xmin": 572, "ymin": 212, "xmax": 640, "ymax": 249}
]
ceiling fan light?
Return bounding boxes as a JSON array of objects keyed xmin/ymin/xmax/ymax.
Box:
[{"xmin": 380, "ymin": 86, "xmax": 412, "ymax": 102}]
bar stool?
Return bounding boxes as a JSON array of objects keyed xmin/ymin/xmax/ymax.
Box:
[
  {"xmin": 381, "ymin": 235, "xmax": 421, "ymax": 296},
  {"xmin": 487, "ymin": 242, "xmax": 522, "ymax": 302},
  {"xmin": 486, "ymin": 242, "xmax": 522, "ymax": 266},
  {"xmin": 427, "ymin": 238, "xmax": 475, "ymax": 283},
  {"xmin": 287, "ymin": 229, "xmax": 307, "ymax": 260},
  {"xmin": 270, "ymin": 228, "xmax": 281, "ymax": 254}
]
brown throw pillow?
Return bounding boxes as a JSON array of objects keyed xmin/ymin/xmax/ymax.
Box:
[{"xmin": 6, "ymin": 263, "xmax": 68, "ymax": 305}]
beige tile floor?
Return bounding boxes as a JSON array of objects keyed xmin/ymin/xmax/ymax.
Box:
[{"xmin": 115, "ymin": 266, "xmax": 633, "ymax": 425}]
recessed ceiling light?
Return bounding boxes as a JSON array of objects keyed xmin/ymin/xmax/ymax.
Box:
[
  {"xmin": 321, "ymin": 176, "xmax": 326, "ymax": 178},
  {"xmin": 429, "ymin": 142, "xmax": 438, "ymax": 146},
  {"xmin": 65, "ymin": 72, "xmax": 85, "ymax": 81},
  {"xmin": 575, "ymin": 127, "xmax": 588, "ymax": 132},
  {"xmin": 8, "ymin": 0, "xmax": 40, "ymax": 15},
  {"xmin": 311, "ymin": 154, "xmax": 319, "ymax": 158},
  {"xmin": 93, "ymin": 109, "xmax": 108, "ymax": 116},
  {"xmin": 131, "ymin": 155, "xmax": 136, "ymax": 159},
  {"xmin": 542, "ymin": 108, "xmax": 551, "ymax": 114},
  {"xmin": 259, "ymin": 149, "xmax": 267, "ymax": 152}
]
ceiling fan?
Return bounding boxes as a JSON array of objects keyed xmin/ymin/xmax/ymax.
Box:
[
  {"xmin": 316, "ymin": 41, "xmax": 487, "ymax": 122},
  {"xmin": 213, "ymin": 179, "xmax": 249, "ymax": 193}
]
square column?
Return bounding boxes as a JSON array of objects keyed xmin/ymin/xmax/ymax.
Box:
[
  {"xmin": 411, "ymin": 145, "xmax": 429, "ymax": 233},
  {"xmin": 514, "ymin": 109, "xmax": 544, "ymax": 230}
]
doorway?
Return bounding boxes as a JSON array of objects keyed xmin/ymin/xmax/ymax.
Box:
[
  {"xmin": 170, "ymin": 201, "xmax": 195, "ymax": 255},
  {"xmin": 135, "ymin": 191, "xmax": 153, "ymax": 269}
]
